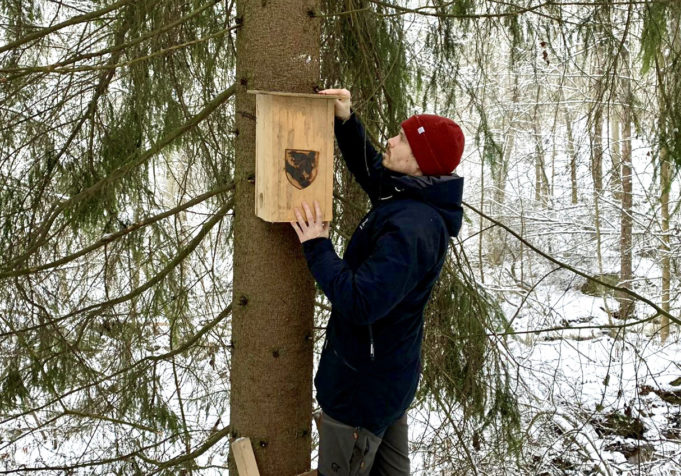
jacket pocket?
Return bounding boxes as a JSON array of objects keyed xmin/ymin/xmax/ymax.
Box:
[{"xmin": 315, "ymin": 341, "xmax": 360, "ymax": 418}]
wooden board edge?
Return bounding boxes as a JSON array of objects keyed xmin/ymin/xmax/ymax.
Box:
[
  {"xmin": 232, "ymin": 437, "xmax": 261, "ymax": 476},
  {"xmin": 247, "ymin": 89, "xmax": 345, "ymax": 100}
]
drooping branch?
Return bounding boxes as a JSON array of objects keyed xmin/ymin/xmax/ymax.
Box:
[
  {"xmin": 1, "ymin": 82, "xmax": 237, "ymax": 272},
  {"xmin": 0, "ymin": 180, "xmax": 234, "ymax": 279},
  {"xmin": 464, "ymin": 200, "xmax": 681, "ymax": 326},
  {"xmin": 0, "ymin": 0, "xmax": 141, "ymax": 54}
]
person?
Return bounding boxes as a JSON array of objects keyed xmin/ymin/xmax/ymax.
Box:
[{"xmin": 290, "ymin": 88, "xmax": 464, "ymax": 475}]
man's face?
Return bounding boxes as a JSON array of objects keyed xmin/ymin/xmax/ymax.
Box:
[{"xmin": 382, "ymin": 127, "xmax": 423, "ymax": 176}]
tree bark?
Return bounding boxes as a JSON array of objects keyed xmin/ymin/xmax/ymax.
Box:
[
  {"xmin": 488, "ymin": 72, "xmax": 518, "ymax": 267},
  {"xmin": 660, "ymin": 144, "xmax": 671, "ymax": 339},
  {"xmin": 609, "ymin": 109, "xmax": 622, "ymax": 202},
  {"xmin": 479, "ymin": 156, "xmax": 485, "ymax": 283},
  {"xmin": 230, "ymin": 1, "xmax": 321, "ymax": 474},
  {"xmin": 564, "ymin": 107, "xmax": 578, "ymax": 204},
  {"xmin": 618, "ymin": 50, "xmax": 634, "ymax": 321},
  {"xmin": 592, "ymin": 95, "xmax": 605, "ymax": 277},
  {"xmin": 533, "ymin": 96, "xmax": 549, "ymax": 205},
  {"xmin": 658, "ymin": 7, "xmax": 680, "ymax": 341}
]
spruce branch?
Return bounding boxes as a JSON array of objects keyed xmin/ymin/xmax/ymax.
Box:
[
  {"xmin": 0, "ymin": 0, "xmax": 142, "ymax": 54},
  {"xmin": 1, "ymin": 83, "xmax": 237, "ymax": 273},
  {"xmin": 0, "ymin": 181, "xmax": 234, "ymax": 279}
]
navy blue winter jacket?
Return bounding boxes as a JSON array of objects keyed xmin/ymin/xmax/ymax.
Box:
[{"xmin": 302, "ymin": 111, "xmax": 464, "ymax": 436}]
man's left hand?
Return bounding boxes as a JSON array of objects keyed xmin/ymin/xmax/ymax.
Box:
[{"xmin": 291, "ymin": 200, "xmax": 330, "ymax": 243}]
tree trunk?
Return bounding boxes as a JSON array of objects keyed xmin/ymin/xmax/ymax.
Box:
[
  {"xmin": 230, "ymin": 1, "xmax": 320, "ymax": 474},
  {"xmin": 564, "ymin": 107, "xmax": 578, "ymax": 204},
  {"xmin": 609, "ymin": 110, "xmax": 622, "ymax": 202},
  {"xmin": 479, "ymin": 156, "xmax": 485, "ymax": 284},
  {"xmin": 533, "ymin": 97, "xmax": 549, "ymax": 205},
  {"xmin": 618, "ymin": 51, "xmax": 634, "ymax": 321},
  {"xmin": 488, "ymin": 67, "xmax": 519, "ymax": 266},
  {"xmin": 658, "ymin": 7, "xmax": 680, "ymax": 341},
  {"xmin": 660, "ymin": 145, "xmax": 671, "ymax": 339},
  {"xmin": 592, "ymin": 100, "xmax": 605, "ymax": 277},
  {"xmin": 493, "ymin": 68, "xmax": 519, "ymax": 208}
]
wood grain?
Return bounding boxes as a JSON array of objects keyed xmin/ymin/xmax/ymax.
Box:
[
  {"xmin": 252, "ymin": 91, "xmax": 335, "ymax": 222},
  {"xmin": 232, "ymin": 437, "xmax": 261, "ymax": 476}
]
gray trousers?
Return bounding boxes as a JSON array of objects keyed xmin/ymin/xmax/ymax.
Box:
[{"xmin": 318, "ymin": 411, "xmax": 410, "ymax": 476}]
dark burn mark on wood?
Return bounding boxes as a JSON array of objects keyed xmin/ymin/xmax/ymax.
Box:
[{"xmin": 284, "ymin": 149, "xmax": 318, "ymax": 190}]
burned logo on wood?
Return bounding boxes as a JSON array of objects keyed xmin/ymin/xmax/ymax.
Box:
[{"xmin": 285, "ymin": 149, "xmax": 319, "ymax": 190}]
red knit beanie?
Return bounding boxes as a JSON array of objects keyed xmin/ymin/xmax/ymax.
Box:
[{"xmin": 401, "ymin": 114, "xmax": 464, "ymax": 175}]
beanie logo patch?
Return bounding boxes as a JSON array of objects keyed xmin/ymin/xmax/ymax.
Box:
[{"xmin": 417, "ymin": 126, "xmax": 425, "ymax": 134}]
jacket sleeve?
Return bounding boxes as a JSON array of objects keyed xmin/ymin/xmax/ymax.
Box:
[
  {"xmin": 335, "ymin": 111, "xmax": 385, "ymax": 204},
  {"xmin": 301, "ymin": 217, "xmax": 443, "ymax": 326}
]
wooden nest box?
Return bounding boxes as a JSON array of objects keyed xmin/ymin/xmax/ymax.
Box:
[{"xmin": 248, "ymin": 90, "xmax": 340, "ymax": 223}]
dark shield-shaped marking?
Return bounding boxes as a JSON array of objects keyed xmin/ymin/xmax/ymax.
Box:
[{"xmin": 285, "ymin": 149, "xmax": 319, "ymax": 190}]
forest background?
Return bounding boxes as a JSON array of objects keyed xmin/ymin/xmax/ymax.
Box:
[{"xmin": 1, "ymin": 0, "xmax": 680, "ymax": 474}]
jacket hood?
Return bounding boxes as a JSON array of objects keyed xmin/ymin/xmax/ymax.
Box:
[{"xmin": 379, "ymin": 169, "xmax": 464, "ymax": 237}]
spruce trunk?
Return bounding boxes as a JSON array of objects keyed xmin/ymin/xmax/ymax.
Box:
[{"xmin": 230, "ymin": 1, "xmax": 321, "ymax": 474}]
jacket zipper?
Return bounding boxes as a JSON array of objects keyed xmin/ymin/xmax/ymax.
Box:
[{"xmin": 368, "ymin": 325, "xmax": 375, "ymax": 362}]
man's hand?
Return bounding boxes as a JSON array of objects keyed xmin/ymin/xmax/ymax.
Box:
[
  {"xmin": 318, "ymin": 88, "xmax": 351, "ymax": 122},
  {"xmin": 291, "ymin": 200, "xmax": 330, "ymax": 243}
]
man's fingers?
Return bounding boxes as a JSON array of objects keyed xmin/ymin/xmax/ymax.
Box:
[
  {"xmin": 294, "ymin": 208, "xmax": 307, "ymax": 229},
  {"xmin": 318, "ymin": 88, "xmax": 349, "ymax": 97},
  {"xmin": 292, "ymin": 202, "xmax": 330, "ymax": 242},
  {"xmin": 314, "ymin": 201, "xmax": 323, "ymax": 224},
  {"xmin": 302, "ymin": 202, "xmax": 314, "ymax": 223}
]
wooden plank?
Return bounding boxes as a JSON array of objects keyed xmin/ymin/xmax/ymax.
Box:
[
  {"xmin": 295, "ymin": 471, "xmax": 318, "ymax": 476},
  {"xmin": 232, "ymin": 437, "xmax": 261, "ymax": 476},
  {"xmin": 248, "ymin": 89, "xmax": 345, "ymax": 100},
  {"xmin": 254, "ymin": 92, "xmax": 334, "ymax": 223}
]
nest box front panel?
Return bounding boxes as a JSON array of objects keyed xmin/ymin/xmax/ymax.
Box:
[{"xmin": 255, "ymin": 94, "xmax": 334, "ymax": 222}]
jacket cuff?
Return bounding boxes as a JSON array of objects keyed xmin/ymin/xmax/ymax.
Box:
[
  {"xmin": 302, "ymin": 237, "xmax": 333, "ymax": 258},
  {"xmin": 334, "ymin": 109, "xmax": 356, "ymax": 128}
]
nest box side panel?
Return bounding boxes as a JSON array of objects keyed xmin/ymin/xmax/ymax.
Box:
[
  {"xmin": 254, "ymin": 94, "xmax": 274, "ymax": 221},
  {"xmin": 255, "ymin": 94, "xmax": 334, "ymax": 222}
]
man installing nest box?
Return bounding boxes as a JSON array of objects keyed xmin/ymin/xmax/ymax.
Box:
[{"xmin": 290, "ymin": 88, "xmax": 464, "ymax": 476}]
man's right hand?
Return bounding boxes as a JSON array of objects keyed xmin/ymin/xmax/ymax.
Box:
[{"xmin": 318, "ymin": 88, "xmax": 351, "ymax": 122}]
